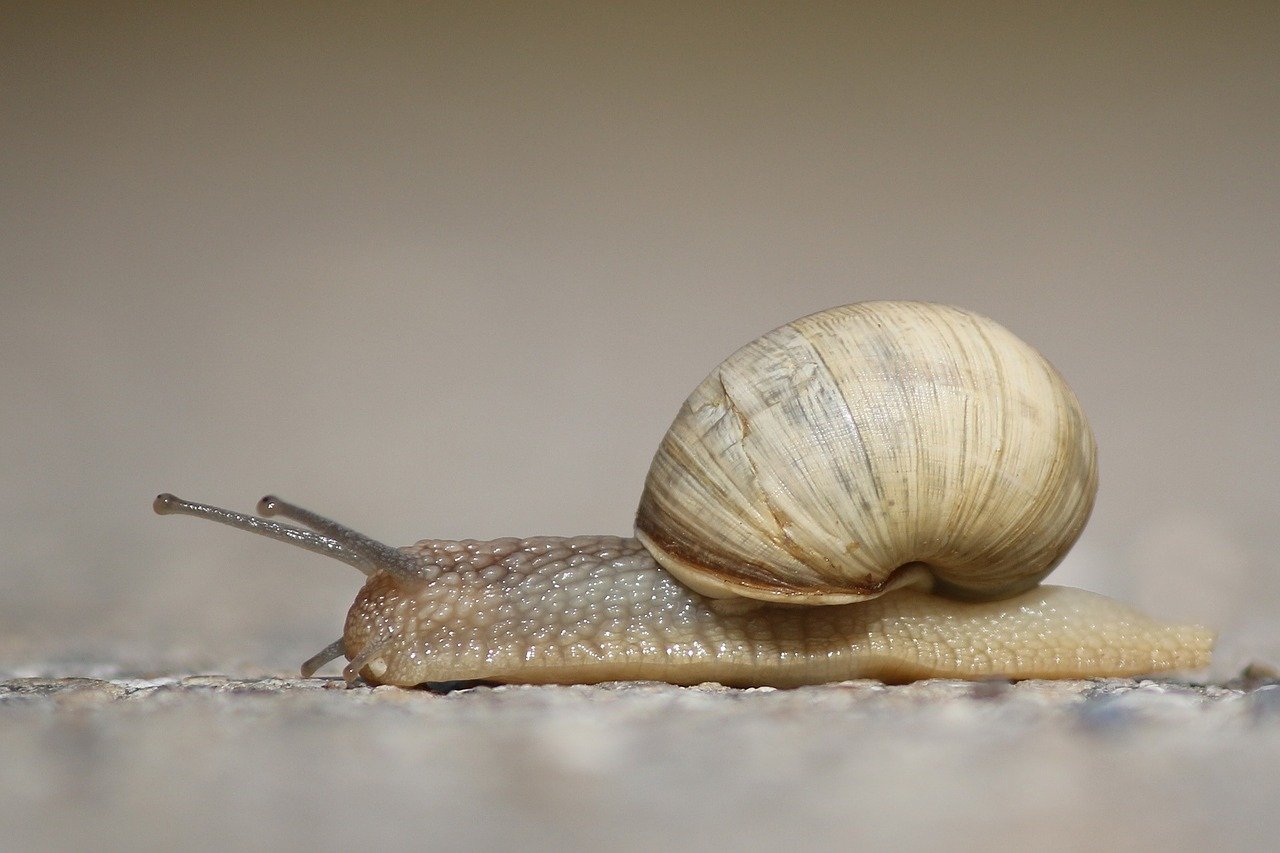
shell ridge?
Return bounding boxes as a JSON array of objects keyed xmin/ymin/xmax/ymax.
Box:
[
  {"xmin": 799, "ymin": 323, "xmax": 895, "ymax": 571},
  {"xmin": 734, "ymin": 323, "xmax": 896, "ymax": 582},
  {"xmin": 938, "ymin": 312, "xmax": 1015, "ymax": 590},
  {"xmin": 717, "ymin": 361, "xmax": 844, "ymax": 586},
  {"xmin": 715, "ymin": 370, "xmax": 815, "ymax": 570}
]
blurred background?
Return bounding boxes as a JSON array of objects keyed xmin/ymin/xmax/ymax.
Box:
[{"xmin": 2, "ymin": 1, "xmax": 1277, "ymax": 677}]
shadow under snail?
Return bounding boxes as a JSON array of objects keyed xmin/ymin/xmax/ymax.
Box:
[{"xmin": 155, "ymin": 301, "xmax": 1213, "ymax": 687}]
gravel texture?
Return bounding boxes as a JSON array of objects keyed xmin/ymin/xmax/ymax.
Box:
[{"xmin": 4, "ymin": 668, "xmax": 1278, "ymax": 852}]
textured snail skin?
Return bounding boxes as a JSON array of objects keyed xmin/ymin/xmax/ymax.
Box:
[{"xmin": 342, "ymin": 535, "xmax": 1213, "ymax": 687}]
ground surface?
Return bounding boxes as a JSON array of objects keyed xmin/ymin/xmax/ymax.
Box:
[{"xmin": 3, "ymin": 665, "xmax": 1278, "ymax": 852}]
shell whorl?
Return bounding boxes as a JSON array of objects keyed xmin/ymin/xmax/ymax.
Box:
[{"xmin": 635, "ymin": 301, "xmax": 1098, "ymax": 604}]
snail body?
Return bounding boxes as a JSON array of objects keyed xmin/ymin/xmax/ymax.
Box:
[{"xmin": 155, "ymin": 301, "xmax": 1213, "ymax": 686}]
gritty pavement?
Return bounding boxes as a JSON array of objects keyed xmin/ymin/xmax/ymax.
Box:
[{"xmin": 4, "ymin": 667, "xmax": 1278, "ymax": 853}]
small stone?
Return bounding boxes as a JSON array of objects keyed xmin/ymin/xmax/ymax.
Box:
[
  {"xmin": 1235, "ymin": 661, "xmax": 1280, "ymax": 690},
  {"xmin": 968, "ymin": 678, "xmax": 1013, "ymax": 699},
  {"xmin": 1249, "ymin": 684, "xmax": 1280, "ymax": 718}
]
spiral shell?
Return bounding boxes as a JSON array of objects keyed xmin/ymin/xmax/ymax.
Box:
[{"xmin": 634, "ymin": 301, "xmax": 1098, "ymax": 605}]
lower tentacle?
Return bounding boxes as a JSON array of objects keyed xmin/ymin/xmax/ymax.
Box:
[{"xmin": 300, "ymin": 638, "xmax": 346, "ymax": 678}]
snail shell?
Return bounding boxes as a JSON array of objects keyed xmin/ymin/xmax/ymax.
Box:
[{"xmin": 637, "ymin": 301, "xmax": 1097, "ymax": 604}]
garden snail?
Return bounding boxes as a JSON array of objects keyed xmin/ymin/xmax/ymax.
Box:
[{"xmin": 155, "ymin": 301, "xmax": 1213, "ymax": 687}]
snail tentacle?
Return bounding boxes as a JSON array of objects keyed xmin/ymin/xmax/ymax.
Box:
[
  {"xmin": 257, "ymin": 495, "xmax": 428, "ymax": 582},
  {"xmin": 342, "ymin": 634, "xmax": 395, "ymax": 685},
  {"xmin": 300, "ymin": 638, "xmax": 346, "ymax": 678},
  {"xmin": 152, "ymin": 493, "xmax": 373, "ymax": 575}
]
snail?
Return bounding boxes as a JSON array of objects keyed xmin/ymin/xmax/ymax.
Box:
[{"xmin": 154, "ymin": 301, "xmax": 1213, "ymax": 687}]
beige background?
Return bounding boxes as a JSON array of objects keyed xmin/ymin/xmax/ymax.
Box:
[{"xmin": 2, "ymin": 2, "xmax": 1277, "ymax": 676}]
